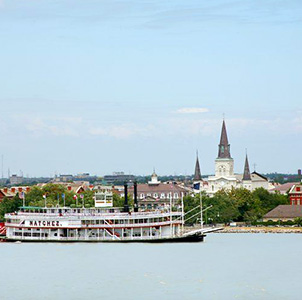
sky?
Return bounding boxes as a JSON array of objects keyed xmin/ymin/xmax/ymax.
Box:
[{"xmin": 0, "ymin": 0, "xmax": 302, "ymax": 177}]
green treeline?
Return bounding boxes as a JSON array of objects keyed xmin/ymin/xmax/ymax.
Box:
[{"xmin": 184, "ymin": 187, "xmax": 289, "ymax": 225}]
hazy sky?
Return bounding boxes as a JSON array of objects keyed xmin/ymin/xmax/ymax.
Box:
[{"xmin": 0, "ymin": 0, "xmax": 301, "ymax": 177}]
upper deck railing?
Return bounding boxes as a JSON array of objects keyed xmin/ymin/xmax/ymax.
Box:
[{"xmin": 5, "ymin": 209, "xmax": 182, "ymax": 221}]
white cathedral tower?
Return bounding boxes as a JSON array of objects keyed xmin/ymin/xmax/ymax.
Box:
[
  {"xmin": 207, "ymin": 120, "xmax": 237, "ymax": 194},
  {"xmin": 215, "ymin": 119, "xmax": 234, "ymax": 177}
]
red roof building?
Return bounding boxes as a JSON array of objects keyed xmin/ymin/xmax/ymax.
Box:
[
  {"xmin": 0, "ymin": 186, "xmax": 31, "ymax": 202},
  {"xmin": 289, "ymin": 184, "xmax": 302, "ymax": 205}
]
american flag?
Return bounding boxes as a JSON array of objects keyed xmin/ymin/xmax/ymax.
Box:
[{"xmin": 0, "ymin": 223, "xmax": 6, "ymax": 236}]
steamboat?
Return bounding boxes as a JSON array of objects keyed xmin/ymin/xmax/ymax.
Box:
[{"xmin": 4, "ymin": 183, "xmax": 218, "ymax": 242}]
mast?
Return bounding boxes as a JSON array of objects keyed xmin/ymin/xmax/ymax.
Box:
[
  {"xmin": 200, "ymin": 191, "xmax": 203, "ymax": 230},
  {"xmin": 181, "ymin": 193, "xmax": 184, "ymax": 234},
  {"xmin": 170, "ymin": 192, "xmax": 173, "ymax": 237}
]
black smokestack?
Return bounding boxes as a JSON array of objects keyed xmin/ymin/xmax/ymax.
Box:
[
  {"xmin": 134, "ymin": 181, "xmax": 138, "ymax": 212},
  {"xmin": 123, "ymin": 182, "xmax": 129, "ymax": 213}
]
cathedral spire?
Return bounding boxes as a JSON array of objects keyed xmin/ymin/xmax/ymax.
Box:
[
  {"xmin": 194, "ymin": 151, "xmax": 202, "ymax": 181},
  {"xmin": 243, "ymin": 153, "xmax": 251, "ymax": 181},
  {"xmin": 218, "ymin": 120, "xmax": 231, "ymax": 159}
]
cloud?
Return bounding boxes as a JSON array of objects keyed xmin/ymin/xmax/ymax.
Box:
[
  {"xmin": 23, "ymin": 116, "xmax": 82, "ymax": 137},
  {"xmin": 175, "ymin": 107, "xmax": 209, "ymax": 114},
  {"xmin": 143, "ymin": 0, "xmax": 302, "ymax": 29},
  {"xmin": 292, "ymin": 114, "xmax": 302, "ymax": 132},
  {"xmin": 7, "ymin": 109, "xmax": 302, "ymax": 142},
  {"xmin": 89, "ymin": 125, "xmax": 135, "ymax": 139},
  {"xmin": 89, "ymin": 124, "xmax": 157, "ymax": 139},
  {"xmin": 166, "ymin": 117, "xmax": 283, "ymax": 138}
]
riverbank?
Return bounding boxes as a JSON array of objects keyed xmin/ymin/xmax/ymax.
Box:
[{"xmin": 218, "ymin": 226, "xmax": 302, "ymax": 233}]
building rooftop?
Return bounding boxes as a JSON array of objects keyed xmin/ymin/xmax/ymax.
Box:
[
  {"xmin": 271, "ymin": 182, "xmax": 297, "ymax": 194},
  {"xmin": 289, "ymin": 184, "xmax": 302, "ymax": 195},
  {"xmin": 264, "ymin": 205, "xmax": 302, "ymax": 219}
]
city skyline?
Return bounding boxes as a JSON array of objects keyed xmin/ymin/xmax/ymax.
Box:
[{"xmin": 1, "ymin": 0, "xmax": 301, "ymax": 176}]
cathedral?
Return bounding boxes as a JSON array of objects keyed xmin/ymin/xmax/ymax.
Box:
[{"xmin": 193, "ymin": 120, "xmax": 272, "ymax": 195}]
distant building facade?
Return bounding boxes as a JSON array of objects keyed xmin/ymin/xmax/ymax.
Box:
[
  {"xmin": 289, "ymin": 184, "xmax": 302, "ymax": 205},
  {"xmin": 9, "ymin": 174, "xmax": 24, "ymax": 185},
  {"xmin": 124, "ymin": 171, "xmax": 189, "ymax": 210},
  {"xmin": 104, "ymin": 172, "xmax": 135, "ymax": 185}
]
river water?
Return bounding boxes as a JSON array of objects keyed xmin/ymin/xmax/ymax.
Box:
[{"xmin": 0, "ymin": 233, "xmax": 301, "ymax": 300}]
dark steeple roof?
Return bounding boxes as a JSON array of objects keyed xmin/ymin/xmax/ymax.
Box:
[
  {"xmin": 217, "ymin": 120, "xmax": 231, "ymax": 159},
  {"xmin": 194, "ymin": 151, "xmax": 202, "ymax": 181},
  {"xmin": 243, "ymin": 154, "xmax": 251, "ymax": 181}
]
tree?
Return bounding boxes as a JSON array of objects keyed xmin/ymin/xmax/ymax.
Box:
[
  {"xmin": 0, "ymin": 194, "xmax": 22, "ymax": 221},
  {"xmin": 183, "ymin": 195, "xmax": 200, "ymax": 225},
  {"xmin": 294, "ymin": 217, "xmax": 302, "ymax": 227},
  {"xmin": 113, "ymin": 193, "xmax": 133, "ymax": 208}
]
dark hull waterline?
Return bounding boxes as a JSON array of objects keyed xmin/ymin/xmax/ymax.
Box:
[{"xmin": 3, "ymin": 234, "xmax": 205, "ymax": 243}]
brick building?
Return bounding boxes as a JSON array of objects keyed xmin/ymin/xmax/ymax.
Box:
[{"xmin": 289, "ymin": 184, "xmax": 302, "ymax": 205}]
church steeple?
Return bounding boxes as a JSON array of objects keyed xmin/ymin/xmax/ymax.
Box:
[
  {"xmin": 243, "ymin": 154, "xmax": 251, "ymax": 181},
  {"xmin": 218, "ymin": 120, "xmax": 231, "ymax": 159},
  {"xmin": 194, "ymin": 151, "xmax": 202, "ymax": 181}
]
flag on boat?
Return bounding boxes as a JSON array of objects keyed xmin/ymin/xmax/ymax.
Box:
[
  {"xmin": 0, "ymin": 222, "xmax": 6, "ymax": 236},
  {"xmin": 43, "ymin": 194, "xmax": 46, "ymax": 199},
  {"xmin": 73, "ymin": 195, "xmax": 78, "ymax": 200},
  {"xmin": 62, "ymin": 193, "xmax": 65, "ymax": 199},
  {"xmin": 19, "ymin": 192, "xmax": 24, "ymax": 199},
  {"xmin": 80, "ymin": 194, "xmax": 84, "ymax": 199}
]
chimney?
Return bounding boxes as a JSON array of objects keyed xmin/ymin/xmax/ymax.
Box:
[
  {"xmin": 134, "ymin": 181, "xmax": 138, "ymax": 212},
  {"xmin": 3, "ymin": 187, "xmax": 8, "ymax": 193},
  {"xmin": 26, "ymin": 187, "xmax": 30, "ymax": 192},
  {"xmin": 18, "ymin": 187, "xmax": 22, "ymax": 192},
  {"xmin": 123, "ymin": 182, "xmax": 129, "ymax": 213}
]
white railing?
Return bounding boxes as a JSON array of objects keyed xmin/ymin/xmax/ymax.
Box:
[
  {"xmin": 5, "ymin": 211, "xmax": 181, "ymax": 221},
  {"xmin": 6, "ymin": 220, "xmax": 182, "ymax": 229}
]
